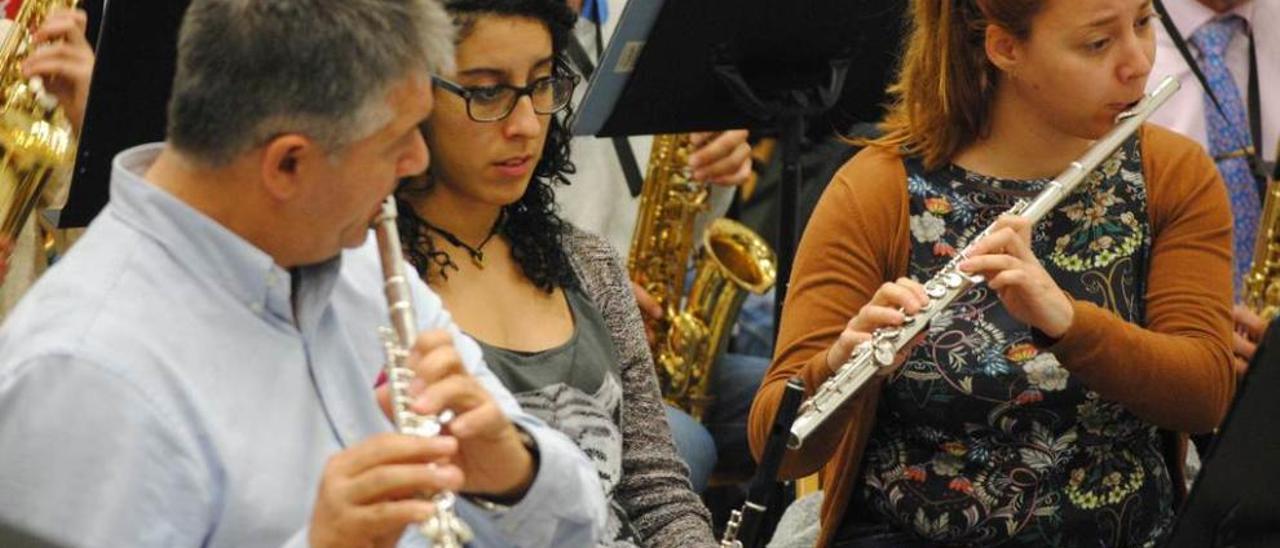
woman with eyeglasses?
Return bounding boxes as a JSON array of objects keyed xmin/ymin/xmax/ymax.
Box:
[{"xmin": 395, "ymin": 1, "xmax": 719, "ymax": 546}]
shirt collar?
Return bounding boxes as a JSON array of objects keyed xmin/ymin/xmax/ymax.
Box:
[
  {"xmin": 109, "ymin": 143, "xmax": 342, "ymax": 328},
  {"xmin": 1166, "ymin": 0, "xmax": 1257, "ymax": 37}
]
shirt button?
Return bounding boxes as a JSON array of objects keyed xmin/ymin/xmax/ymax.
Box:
[
  {"xmin": 266, "ymin": 271, "xmax": 278, "ymax": 287},
  {"xmin": 250, "ymin": 302, "xmax": 264, "ymax": 314}
]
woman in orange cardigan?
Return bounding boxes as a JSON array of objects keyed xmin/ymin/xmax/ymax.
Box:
[{"xmin": 749, "ymin": 0, "xmax": 1236, "ymax": 546}]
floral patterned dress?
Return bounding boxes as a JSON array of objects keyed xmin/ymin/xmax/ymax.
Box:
[{"xmin": 851, "ymin": 136, "xmax": 1175, "ymax": 546}]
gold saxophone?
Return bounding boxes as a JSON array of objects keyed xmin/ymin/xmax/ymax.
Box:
[
  {"xmin": 0, "ymin": 0, "xmax": 78, "ymax": 273},
  {"xmin": 1242, "ymin": 146, "xmax": 1280, "ymax": 320},
  {"xmin": 628, "ymin": 134, "xmax": 777, "ymax": 420}
]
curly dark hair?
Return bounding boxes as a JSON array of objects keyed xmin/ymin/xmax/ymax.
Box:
[{"xmin": 398, "ymin": 0, "xmax": 580, "ymax": 293}]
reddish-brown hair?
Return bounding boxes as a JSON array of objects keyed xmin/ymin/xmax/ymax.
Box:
[{"xmin": 868, "ymin": 0, "xmax": 1045, "ymax": 170}]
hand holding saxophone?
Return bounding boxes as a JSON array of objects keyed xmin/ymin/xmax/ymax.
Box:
[
  {"xmin": 20, "ymin": 7, "xmax": 93, "ymax": 136},
  {"xmin": 688, "ymin": 129, "xmax": 752, "ymax": 186},
  {"xmin": 958, "ymin": 215, "xmax": 1075, "ymax": 339},
  {"xmin": 1231, "ymin": 304, "xmax": 1267, "ymax": 377},
  {"xmin": 825, "ymin": 277, "xmax": 930, "ymax": 374},
  {"xmin": 377, "ymin": 329, "xmax": 537, "ymax": 501}
]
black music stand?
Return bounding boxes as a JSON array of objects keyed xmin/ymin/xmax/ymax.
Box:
[
  {"xmin": 569, "ymin": 0, "xmax": 906, "ymax": 331},
  {"xmin": 1163, "ymin": 321, "xmax": 1280, "ymax": 547},
  {"xmin": 59, "ymin": 0, "xmax": 188, "ymax": 227}
]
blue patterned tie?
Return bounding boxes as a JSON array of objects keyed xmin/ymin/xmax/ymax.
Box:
[{"xmin": 1190, "ymin": 15, "xmax": 1260, "ymax": 295}]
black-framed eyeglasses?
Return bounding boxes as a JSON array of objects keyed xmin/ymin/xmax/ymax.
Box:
[{"xmin": 432, "ymin": 74, "xmax": 578, "ymax": 122}]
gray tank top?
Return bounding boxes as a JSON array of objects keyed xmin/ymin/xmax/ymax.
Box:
[{"xmin": 473, "ymin": 287, "xmax": 637, "ymax": 546}]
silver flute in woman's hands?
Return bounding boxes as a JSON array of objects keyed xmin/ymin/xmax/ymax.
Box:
[
  {"xmin": 787, "ymin": 76, "xmax": 1181, "ymax": 450},
  {"xmin": 374, "ymin": 197, "xmax": 474, "ymax": 548}
]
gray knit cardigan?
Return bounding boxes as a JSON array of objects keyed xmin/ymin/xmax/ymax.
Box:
[{"xmin": 562, "ymin": 226, "xmax": 719, "ymax": 548}]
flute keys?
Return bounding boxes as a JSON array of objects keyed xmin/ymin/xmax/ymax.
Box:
[
  {"xmin": 943, "ymin": 272, "xmax": 963, "ymax": 288},
  {"xmin": 873, "ymin": 339, "xmax": 896, "ymax": 366},
  {"xmin": 421, "ymin": 494, "xmax": 473, "ymax": 548},
  {"xmin": 925, "ymin": 282, "xmax": 947, "ymax": 299}
]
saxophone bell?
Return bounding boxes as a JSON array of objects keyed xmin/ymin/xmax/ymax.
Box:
[{"xmin": 629, "ymin": 134, "xmax": 777, "ymax": 420}]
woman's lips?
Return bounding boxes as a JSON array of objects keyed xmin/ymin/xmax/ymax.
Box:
[{"xmin": 493, "ymin": 155, "xmax": 533, "ymax": 177}]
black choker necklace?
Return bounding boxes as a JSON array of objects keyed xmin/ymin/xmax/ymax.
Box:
[{"xmin": 419, "ymin": 210, "xmax": 505, "ymax": 269}]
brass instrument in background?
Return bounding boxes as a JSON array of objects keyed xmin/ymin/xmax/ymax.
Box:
[
  {"xmin": 1242, "ymin": 144, "xmax": 1280, "ymax": 320},
  {"xmin": 0, "ymin": 0, "xmax": 77, "ymax": 276},
  {"xmin": 628, "ymin": 134, "xmax": 777, "ymax": 420}
]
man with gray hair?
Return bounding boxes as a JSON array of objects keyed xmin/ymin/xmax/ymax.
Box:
[{"xmin": 0, "ymin": 0, "xmax": 606, "ymax": 546}]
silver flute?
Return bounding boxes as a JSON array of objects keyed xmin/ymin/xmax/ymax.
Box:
[
  {"xmin": 787, "ymin": 76, "xmax": 1181, "ymax": 450},
  {"xmin": 374, "ymin": 197, "xmax": 474, "ymax": 547}
]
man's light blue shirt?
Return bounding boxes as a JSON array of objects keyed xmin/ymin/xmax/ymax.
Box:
[{"xmin": 0, "ymin": 144, "xmax": 606, "ymax": 547}]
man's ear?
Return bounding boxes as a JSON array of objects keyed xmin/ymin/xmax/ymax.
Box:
[
  {"xmin": 984, "ymin": 23, "xmax": 1022, "ymax": 74},
  {"xmin": 260, "ymin": 134, "xmax": 315, "ymax": 200}
]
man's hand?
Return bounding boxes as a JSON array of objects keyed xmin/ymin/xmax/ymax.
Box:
[
  {"xmin": 22, "ymin": 8, "xmax": 94, "ymax": 136},
  {"xmin": 378, "ymin": 330, "xmax": 535, "ymax": 500},
  {"xmin": 689, "ymin": 130, "xmax": 752, "ymax": 186},
  {"xmin": 1232, "ymin": 304, "xmax": 1268, "ymax": 378},
  {"xmin": 309, "ymin": 433, "xmax": 464, "ymax": 548}
]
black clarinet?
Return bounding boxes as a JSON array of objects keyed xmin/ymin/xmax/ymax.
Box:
[{"xmin": 720, "ymin": 377, "xmax": 807, "ymax": 548}]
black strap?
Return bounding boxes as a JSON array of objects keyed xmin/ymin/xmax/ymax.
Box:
[
  {"xmin": 1155, "ymin": 1, "xmax": 1268, "ymax": 192},
  {"xmin": 567, "ymin": 31, "xmax": 646, "ymax": 197}
]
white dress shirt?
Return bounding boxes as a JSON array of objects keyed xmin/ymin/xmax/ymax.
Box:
[{"xmin": 1147, "ymin": 0, "xmax": 1279, "ymax": 165}]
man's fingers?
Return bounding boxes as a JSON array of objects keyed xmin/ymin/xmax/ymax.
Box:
[
  {"xmin": 352, "ymin": 499, "xmax": 437, "ymax": 536},
  {"xmin": 346, "ymin": 462, "xmax": 464, "ymax": 504},
  {"xmin": 408, "ymin": 333, "xmax": 464, "ymax": 385},
  {"xmin": 445, "ymin": 398, "xmax": 507, "ymax": 439},
  {"xmin": 411, "ymin": 374, "xmax": 485, "ymax": 418},
  {"xmin": 409, "ymin": 330, "xmax": 454, "ymax": 363},
  {"xmin": 328, "ymin": 433, "xmax": 454, "ymax": 477}
]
